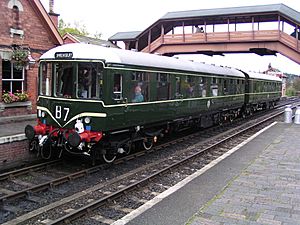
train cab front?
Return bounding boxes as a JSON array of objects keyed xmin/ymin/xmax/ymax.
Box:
[
  {"xmin": 25, "ymin": 108, "xmax": 104, "ymax": 159},
  {"xmin": 25, "ymin": 56, "xmax": 106, "ymax": 159}
]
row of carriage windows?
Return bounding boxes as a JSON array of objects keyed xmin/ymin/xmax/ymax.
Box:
[
  {"xmin": 111, "ymin": 72, "xmax": 281, "ymax": 103},
  {"xmin": 38, "ymin": 62, "xmax": 281, "ymax": 103},
  {"xmin": 113, "ymin": 71, "xmax": 247, "ymax": 102}
]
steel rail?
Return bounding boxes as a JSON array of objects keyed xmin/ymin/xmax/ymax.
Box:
[{"xmin": 0, "ymin": 159, "xmax": 62, "ymax": 181}]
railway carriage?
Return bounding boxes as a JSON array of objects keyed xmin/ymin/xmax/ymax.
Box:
[
  {"xmin": 25, "ymin": 43, "xmax": 281, "ymax": 163},
  {"xmin": 242, "ymin": 71, "xmax": 281, "ymax": 113}
]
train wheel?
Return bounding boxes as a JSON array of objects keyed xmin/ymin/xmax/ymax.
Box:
[
  {"xmin": 40, "ymin": 144, "xmax": 52, "ymax": 160},
  {"xmin": 242, "ymin": 111, "xmax": 247, "ymax": 118},
  {"xmin": 142, "ymin": 138, "xmax": 153, "ymax": 151},
  {"xmin": 249, "ymin": 109, "xmax": 253, "ymax": 116},
  {"xmin": 102, "ymin": 152, "xmax": 116, "ymax": 163}
]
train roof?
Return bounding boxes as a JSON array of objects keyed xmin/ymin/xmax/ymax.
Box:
[
  {"xmin": 246, "ymin": 71, "xmax": 282, "ymax": 82},
  {"xmin": 40, "ymin": 43, "xmax": 245, "ymax": 77}
]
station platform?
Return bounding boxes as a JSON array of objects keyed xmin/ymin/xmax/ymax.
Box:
[
  {"xmin": 0, "ymin": 114, "xmax": 36, "ymax": 142},
  {"xmin": 113, "ymin": 122, "xmax": 300, "ymax": 225}
]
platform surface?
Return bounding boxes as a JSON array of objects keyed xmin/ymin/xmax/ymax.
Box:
[{"xmin": 0, "ymin": 114, "xmax": 35, "ymax": 140}]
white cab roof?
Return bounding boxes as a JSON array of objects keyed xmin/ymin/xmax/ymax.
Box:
[
  {"xmin": 41, "ymin": 43, "xmax": 244, "ymax": 77},
  {"xmin": 246, "ymin": 71, "xmax": 282, "ymax": 81}
]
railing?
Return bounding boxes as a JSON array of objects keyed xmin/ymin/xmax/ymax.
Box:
[{"xmin": 143, "ymin": 30, "xmax": 300, "ymax": 54}]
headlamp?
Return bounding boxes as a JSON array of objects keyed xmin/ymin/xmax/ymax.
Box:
[{"xmin": 84, "ymin": 117, "xmax": 91, "ymax": 124}]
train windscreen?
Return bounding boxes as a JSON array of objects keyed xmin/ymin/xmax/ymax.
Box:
[{"xmin": 39, "ymin": 62, "xmax": 104, "ymax": 99}]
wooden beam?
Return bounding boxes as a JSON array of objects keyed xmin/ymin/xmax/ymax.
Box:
[
  {"xmin": 161, "ymin": 24, "xmax": 164, "ymax": 43},
  {"xmin": 148, "ymin": 30, "xmax": 151, "ymax": 52},
  {"xmin": 278, "ymin": 15, "xmax": 281, "ymax": 38},
  {"xmin": 252, "ymin": 16, "xmax": 255, "ymax": 40},
  {"xmin": 204, "ymin": 21, "xmax": 207, "ymax": 42},
  {"xmin": 296, "ymin": 25, "xmax": 299, "ymax": 51},
  {"xmin": 182, "ymin": 22, "xmax": 185, "ymax": 42},
  {"xmin": 227, "ymin": 18, "xmax": 230, "ymax": 40}
]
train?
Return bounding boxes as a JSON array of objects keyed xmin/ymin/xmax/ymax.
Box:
[{"xmin": 25, "ymin": 43, "xmax": 282, "ymax": 163}]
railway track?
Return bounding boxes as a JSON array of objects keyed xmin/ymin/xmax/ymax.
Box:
[{"xmin": 0, "ymin": 99, "xmax": 298, "ymax": 224}]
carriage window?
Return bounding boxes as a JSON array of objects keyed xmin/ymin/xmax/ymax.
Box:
[
  {"xmin": 130, "ymin": 71, "xmax": 149, "ymax": 103},
  {"xmin": 236, "ymin": 79, "xmax": 240, "ymax": 94},
  {"xmin": 211, "ymin": 77, "xmax": 218, "ymax": 97},
  {"xmin": 241, "ymin": 80, "xmax": 245, "ymax": 93},
  {"xmin": 157, "ymin": 73, "xmax": 170, "ymax": 100},
  {"xmin": 228, "ymin": 79, "xmax": 235, "ymax": 95},
  {"xmin": 113, "ymin": 73, "xmax": 122, "ymax": 100},
  {"xmin": 175, "ymin": 76, "xmax": 182, "ymax": 98},
  {"xmin": 198, "ymin": 77, "xmax": 206, "ymax": 97},
  {"xmin": 180, "ymin": 75, "xmax": 196, "ymax": 98},
  {"xmin": 223, "ymin": 79, "xmax": 228, "ymax": 95},
  {"xmin": 185, "ymin": 76, "xmax": 196, "ymax": 97}
]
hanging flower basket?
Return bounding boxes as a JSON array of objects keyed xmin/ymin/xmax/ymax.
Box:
[{"xmin": 11, "ymin": 47, "xmax": 29, "ymax": 70}]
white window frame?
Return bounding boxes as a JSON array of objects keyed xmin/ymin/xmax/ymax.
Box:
[{"xmin": 2, "ymin": 61, "xmax": 25, "ymax": 93}]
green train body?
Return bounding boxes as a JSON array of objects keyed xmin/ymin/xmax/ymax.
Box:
[{"xmin": 25, "ymin": 43, "xmax": 282, "ymax": 162}]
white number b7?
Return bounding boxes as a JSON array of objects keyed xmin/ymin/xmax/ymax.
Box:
[{"xmin": 55, "ymin": 106, "xmax": 70, "ymax": 121}]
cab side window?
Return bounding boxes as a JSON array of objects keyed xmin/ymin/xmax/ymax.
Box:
[{"xmin": 113, "ymin": 73, "xmax": 122, "ymax": 100}]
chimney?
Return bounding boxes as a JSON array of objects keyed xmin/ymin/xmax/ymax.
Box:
[
  {"xmin": 49, "ymin": 0, "xmax": 54, "ymax": 13},
  {"xmin": 48, "ymin": 0, "xmax": 59, "ymax": 28}
]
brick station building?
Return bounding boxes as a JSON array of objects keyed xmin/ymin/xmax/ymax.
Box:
[{"xmin": 0, "ymin": 0, "xmax": 62, "ymax": 117}]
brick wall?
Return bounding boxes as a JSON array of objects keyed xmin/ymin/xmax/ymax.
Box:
[
  {"xmin": 0, "ymin": 0, "xmax": 57, "ymax": 51},
  {"xmin": 0, "ymin": 0, "xmax": 61, "ymax": 169},
  {"xmin": 0, "ymin": 106, "xmax": 32, "ymax": 117},
  {"xmin": 0, "ymin": 140, "xmax": 35, "ymax": 170},
  {"xmin": 0, "ymin": 0, "xmax": 61, "ymax": 115}
]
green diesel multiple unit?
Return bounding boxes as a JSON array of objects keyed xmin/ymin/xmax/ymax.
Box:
[{"xmin": 25, "ymin": 43, "xmax": 282, "ymax": 163}]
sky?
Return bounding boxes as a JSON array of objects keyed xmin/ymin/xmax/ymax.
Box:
[{"xmin": 40, "ymin": 0, "xmax": 300, "ymax": 75}]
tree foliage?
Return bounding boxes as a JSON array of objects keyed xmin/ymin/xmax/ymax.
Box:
[
  {"xmin": 93, "ymin": 31, "xmax": 102, "ymax": 40},
  {"xmin": 58, "ymin": 19, "xmax": 89, "ymax": 37},
  {"xmin": 58, "ymin": 19, "xmax": 102, "ymax": 39},
  {"xmin": 292, "ymin": 77, "xmax": 300, "ymax": 91}
]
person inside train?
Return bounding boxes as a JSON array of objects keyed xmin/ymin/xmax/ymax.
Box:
[
  {"xmin": 78, "ymin": 67, "xmax": 92, "ymax": 98},
  {"xmin": 61, "ymin": 67, "xmax": 73, "ymax": 97},
  {"xmin": 132, "ymin": 85, "xmax": 144, "ymax": 103}
]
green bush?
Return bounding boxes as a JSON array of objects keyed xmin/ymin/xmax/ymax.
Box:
[{"xmin": 286, "ymin": 87, "xmax": 296, "ymax": 97}]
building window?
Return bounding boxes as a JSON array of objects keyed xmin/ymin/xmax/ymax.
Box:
[
  {"xmin": 2, "ymin": 60, "xmax": 25, "ymax": 93},
  {"xmin": 12, "ymin": 6, "xmax": 20, "ymax": 29}
]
